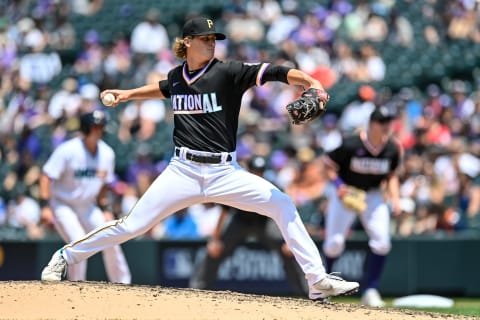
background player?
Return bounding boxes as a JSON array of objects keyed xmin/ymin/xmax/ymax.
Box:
[
  {"xmin": 322, "ymin": 106, "xmax": 402, "ymax": 307},
  {"xmin": 39, "ymin": 110, "xmax": 131, "ymax": 283},
  {"xmin": 190, "ymin": 155, "xmax": 307, "ymax": 296},
  {"xmin": 41, "ymin": 17, "xmax": 358, "ymax": 300}
]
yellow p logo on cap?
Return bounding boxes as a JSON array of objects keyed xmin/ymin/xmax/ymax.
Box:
[{"xmin": 207, "ymin": 19, "xmax": 213, "ymax": 29}]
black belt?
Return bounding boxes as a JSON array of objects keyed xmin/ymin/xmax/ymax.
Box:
[{"xmin": 175, "ymin": 149, "xmax": 232, "ymax": 164}]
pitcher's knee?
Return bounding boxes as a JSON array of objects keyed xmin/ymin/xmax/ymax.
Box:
[
  {"xmin": 268, "ymin": 191, "xmax": 297, "ymax": 217},
  {"xmin": 118, "ymin": 218, "xmax": 151, "ymax": 239},
  {"xmin": 323, "ymin": 235, "xmax": 345, "ymax": 258},
  {"xmin": 370, "ymin": 241, "xmax": 391, "ymax": 255}
]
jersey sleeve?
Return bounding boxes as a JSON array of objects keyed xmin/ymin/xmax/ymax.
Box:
[
  {"xmin": 261, "ymin": 64, "xmax": 291, "ymax": 84},
  {"xmin": 390, "ymin": 139, "xmax": 404, "ymax": 173},
  {"xmin": 159, "ymin": 79, "xmax": 170, "ymax": 98},
  {"xmin": 42, "ymin": 146, "xmax": 67, "ymax": 179},
  {"xmin": 230, "ymin": 61, "xmax": 270, "ymax": 91},
  {"xmin": 324, "ymin": 141, "xmax": 348, "ymax": 171}
]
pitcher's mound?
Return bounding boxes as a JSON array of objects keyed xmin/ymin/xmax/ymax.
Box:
[{"xmin": 0, "ymin": 281, "xmax": 470, "ymax": 319}]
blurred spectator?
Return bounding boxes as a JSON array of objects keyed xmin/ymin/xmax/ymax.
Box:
[
  {"xmin": 118, "ymin": 97, "xmax": 166, "ymax": 143},
  {"xmin": 354, "ymin": 43, "xmax": 385, "ymax": 82},
  {"xmin": 120, "ymin": 144, "xmax": 159, "ymax": 217},
  {"xmin": 47, "ymin": 2, "xmax": 76, "ymax": 50},
  {"xmin": 246, "ymin": 0, "xmax": 282, "ymax": 25},
  {"xmin": 163, "ymin": 208, "xmax": 200, "ymax": 240},
  {"xmin": 265, "ymin": 1, "xmax": 300, "ymax": 45},
  {"xmin": 16, "ymin": 17, "xmax": 39, "ymax": 51},
  {"xmin": 73, "ymin": 29, "xmax": 104, "ymax": 79},
  {"xmin": 290, "ymin": 11, "xmax": 322, "ymax": 48},
  {"xmin": 393, "ymin": 197, "xmax": 416, "ymax": 237},
  {"xmin": 338, "ymin": 84, "xmax": 376, "ymax": 133},
  {"xmin": 390, "ymin": 103, "xmax": 416, "ymax": 151},
  {"xmin": 399, "ymin": 153, "xmax": 445, "ymax": 235},
  {"xmin": 470, "ymin": 94, "xmax": 480, "ymax": 138},
  {"xmin": 424, "ymin": 24, "xmax": 441, "ymax": 46},
  {"xmin": 315, "ymin": 114, "xmax": 342, "ymax": 153},
  {"xmin": 364, "ymin": 12, "xmax": 388, "ymax": 42},
  {"xmin": 433, "ymin": 139, "xmax": 465, "ymax": 208},
  {"xmin": 0, "ymin": 19, "xmax": 18, "ymax": 72},
  {"xmin": 48, "ymin": 77, "xmax": 82, "ymax": 120},
  {"xmin": 125, "ymin": 143, "xmax": 158, "ymax": 186},
  {"xmin": 15, "ymin": 124, "xmax": 43, "ymax": 174},
  {"xmin": 447, "ymin": 3, "xmax": 480, "ymax": 42},
  {"xmin": 225, "ymin": 12, "xmax": 265, "ymax": 43},
  {"xmin": 102, "ymin": 33, "xmax": 132, "ymax": 89},
  {"xmin": 449, "ymin": 80, "xmax": 475, "ymax": 120},
  {"xmin": 285, "ymin": 157, "xmax": 329, "ymax": 234},
  {"xmin": 130, "ymin": 8, "xmax": 170, "ymax": 55},
  {"xmin": 423, "ymin": 84, "xmax": 443, "ymax": 119},
  {"xmin": 446, "ymin": 152, "xmax": 480, "ymax": 230},
  {"xmin": 78, "ymin": 82, "xmax": 102, "ymax": 114},
  {"xmin": 397, "ymin": 87, "xmax": 423, "ymax": 127},
  {"xmin": 154, "ymin": 49, "xmax": 176, "ymax": 75},
  {"xmin": 388, "ymin": 10, "xmax": 413, "ymax": 47},
  {"xmin": 6, "ymin": 185, "xmax": 44, "ymax": 239},
  {"xmin": 415, "ymin": 107, "xmax": 452, "ymax": 148},
  {"xmin": 188, "ymin": 203, "xmax": 223, "ymax": 238},
  {"xmin": 341, "ymin": 1, "xmax": 372, "ymax": 41},
  {"xmin": 331, "ymin": 40, "xmax": 359, "ymax": 81},
  {"xmin": 19, "ymin": 31, "xmax": 61, "ymax": 84},
  {"xmin": 69, "ymin": 0, "xmax": 104, "ymax": 16},
  {"xmin": 0, "ymin": 197, "xmax": 6, "ymax": 226},
  {"xmin": 3, "ymin": 75, "xmax": 35, "ymax": 135}
]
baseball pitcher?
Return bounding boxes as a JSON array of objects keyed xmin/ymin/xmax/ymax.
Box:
[{"xmin": 41, "ymin": 17, "xmax": 357, "ymax": 301}]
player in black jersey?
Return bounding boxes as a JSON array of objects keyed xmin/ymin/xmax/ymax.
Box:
[
  {"xmin": 322, "ymin": 106, "xmax": 403, "ymax": 307},
  {"xmin": 42, "ymin": 17, "xmax": 359, "ymax": 301}
]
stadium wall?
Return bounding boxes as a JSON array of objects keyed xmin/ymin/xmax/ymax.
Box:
[{"xmin": 0, "ymin": 237, "xmax": 479, "ymax": 297}]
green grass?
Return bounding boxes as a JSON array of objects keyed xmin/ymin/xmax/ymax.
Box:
[{"xmin": 331, "ymin": 297, "xmax": 480, "ymax": 318}]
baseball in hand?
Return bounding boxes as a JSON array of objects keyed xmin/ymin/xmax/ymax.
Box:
[{"xmin": 101, "ymin": 93, "xmax": 115, "ymax": 106}]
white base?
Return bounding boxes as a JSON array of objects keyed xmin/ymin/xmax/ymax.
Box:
[{"xmin": 392, "ymin": 294, "xmax": 454, "ymax": 308}]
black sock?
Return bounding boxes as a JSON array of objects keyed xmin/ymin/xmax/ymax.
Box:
[{"xmin": 362, "ymin": 251, "xmax": 387, "ymax": 292}]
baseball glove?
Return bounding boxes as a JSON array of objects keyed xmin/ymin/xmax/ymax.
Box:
[
  {"xmin": 286, "ymin": 88, "xmax": 329, "ymax": 125},
  {"xmin": 340, "ymin": 186, "xmax": 367, "ymax": 213}
]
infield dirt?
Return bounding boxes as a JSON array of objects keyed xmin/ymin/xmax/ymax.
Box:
[{"xmin": 0, "ymin": 281, "xmax": 475, "ymax": 319}]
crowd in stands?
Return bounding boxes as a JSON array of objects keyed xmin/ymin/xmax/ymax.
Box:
[{"xmin": 0, "ymin": 0, "xmax": 479, "ymax": 241}]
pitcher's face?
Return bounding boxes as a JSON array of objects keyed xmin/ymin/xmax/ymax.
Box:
[{"xmin": 187, "ymin": 35, "xmax": 216, "ymax": 61}]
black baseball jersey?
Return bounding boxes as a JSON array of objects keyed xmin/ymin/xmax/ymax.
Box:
[
  {"xmin": 324, "ymin": 131, "xmax": 402, "ymax": 191},
  {"xmin": 159, "ymin": 58, "xmax": 272, "ymax": 153}
]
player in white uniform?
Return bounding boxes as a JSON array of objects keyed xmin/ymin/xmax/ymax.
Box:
[
  {"xmin": 39, "ymin": 110, "xmax": 131, "ymax": 283},
  {"xmin": 41, "ymin": 17, "xmax": 358, "ymax": 300}
]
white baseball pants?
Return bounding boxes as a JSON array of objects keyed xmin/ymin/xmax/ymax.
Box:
[
  {"xmin": 323, "ymin": 190, "xmax": 392, "ymax": 258},
  {"xmin": 62, "ymin": 153, "xmax": 327, "ymax": 287}
]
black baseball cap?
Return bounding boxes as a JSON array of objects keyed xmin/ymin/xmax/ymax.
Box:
[
  {"xmin": 79, "ymin": 110, "xmax": 107, "ymax": 134},
  {"xmin": 182, "ymin": 17, "xmax": 226, "ymax": 40},
  {"xmin": 369, "ymin": 106, "xmax": 395, "ymax": 122}
]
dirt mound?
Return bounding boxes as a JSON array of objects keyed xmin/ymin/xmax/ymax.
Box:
[{"xmin": 0, "ymin": 281, "xmax": 473, "ymax": 319}]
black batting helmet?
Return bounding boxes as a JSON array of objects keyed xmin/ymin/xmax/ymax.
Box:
[
  {"xmin": 80, "ymin": 110, "xmax": 107, "ymax": 134},
  {"xmin": 247, "ymin": 155, "xmax": 267, "ymax": 172}
]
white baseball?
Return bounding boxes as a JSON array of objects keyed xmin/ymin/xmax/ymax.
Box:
[{"xmin": 102, "ymin": 93, "xmax": 115, "ymax": 106}]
